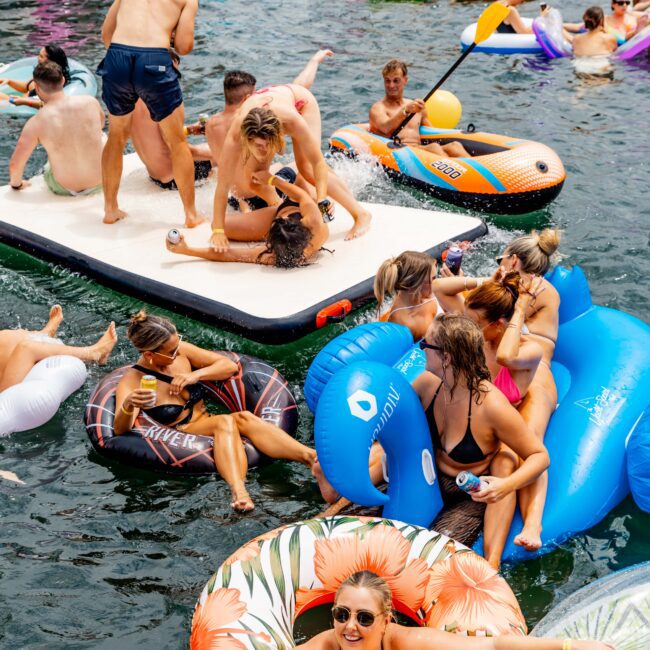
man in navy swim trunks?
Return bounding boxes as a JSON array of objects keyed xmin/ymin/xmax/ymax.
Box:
[{"xmin": 98, "ymin": 0, "xmax": 202, "ymax": 227}]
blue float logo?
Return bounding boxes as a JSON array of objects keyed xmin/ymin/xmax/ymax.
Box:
[{"xmin": 347, "ymin": 389, "xmax": 378, "ymax": 422}]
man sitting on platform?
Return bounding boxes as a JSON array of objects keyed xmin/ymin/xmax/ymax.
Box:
[{"xmin": 9, "ymin": 61, "xmax": 105, "ymax": 196}]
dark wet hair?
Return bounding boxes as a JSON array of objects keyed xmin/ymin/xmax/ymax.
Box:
[
  {"xmin": 258, "ymin": 215, "xmax": 313, "ymax": 268},
  {"xmin": 224, "ymin": 70, "xmax": 256, "ymax": 105},
  {"xmin": 33, "ymin": 61, "xmax": 64, "ymax": 92},
  {"xmin": 44, "ymin": 44, "xmax": 70, "ymax": 84},
  {"xmin": 583, "ymin": 6, "xmax": 605, "ymax": 30}
]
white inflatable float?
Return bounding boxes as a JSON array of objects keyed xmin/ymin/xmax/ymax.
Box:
[
  {"xmin": 461, "ymin": 18, "xmax": 543, "ymax": 55},
  {"xmin": 0, "ymin": 343, "xmax": 87, "ymax": 436},
  {"xmin": 0, "ymin": 154, "xmax": 487, "ymax": 343}
]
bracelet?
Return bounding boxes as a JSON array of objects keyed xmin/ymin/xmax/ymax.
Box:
[
  {"xmin": 212, "ymin": 227, "xmax": 225, "ymax": 234},
  {"xmin": 10, "ymin": 181, "xmax": 23, "ymax": 190},
  {"xmin": 267, "ymin": 175, "xmax": 276, "ymax": 186},
  {"xmin": 183, "ymin": 125, "xmax": 188, "ymax": 136},
  {"xmin": 8, "ymin": 96, "xmax": 15, "ymax": 105},
  {"xmin": 562, "ymin": 640, "xmax": 571, "ymax": 650},
  {"xmin": 121, "ymin": 404, "xmax": 135, "ymax": 416}
]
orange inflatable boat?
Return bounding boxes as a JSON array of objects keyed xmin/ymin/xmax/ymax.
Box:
[{"xmin": 329, "ymin": 124, "xmax": 566, "ymax": 214}]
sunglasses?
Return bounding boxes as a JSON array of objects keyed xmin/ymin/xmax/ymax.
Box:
[
  {"xmin": 153, "ymin": 334, "xmax": 183, "ymax": 361},
  {"xmin": 332, "ymin": 606, "xmax": 380, "ymax": 628},
  {"xmin": 419, "ymin": 340, "xmax": 442, "ymax": 352},
  {"xmin": 613, "ymin": 1, "xmax": 630, "ymax": 4}
]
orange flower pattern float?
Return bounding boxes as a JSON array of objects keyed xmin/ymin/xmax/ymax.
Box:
[{"xmin": 191, "ymin": 516, "xmax": 527, "ymax": 648}]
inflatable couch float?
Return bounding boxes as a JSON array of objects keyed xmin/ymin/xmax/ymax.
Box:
[
  {"xmin": 0, "ymin": 56, "xmax": 97, "ymax": 117},
  {"xmin": 304, "ymin": 266, "xmax": 650, "ymax": 563},
  {"xmin": 329, "ymin": 124, "xmax": 565, "ymax": 215},
  {"xmin": 532, "ymin": 562, "xmax": 650, "ymax": 648},
  {"xmin": 190, "ymin": 515, "xmax": 528, "ymax": 648},
  {"xmin": 0, "ymin": 339, "xmax": 87, "ymax": 437},
  {"xmin": 85, "ymin": 351, "xmax": 298, "ymax": 475},
  {"xmin": 0, "ymin": 153, "xmax": 486, "ymax": 344}
]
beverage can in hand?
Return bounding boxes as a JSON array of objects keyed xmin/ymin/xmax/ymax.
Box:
[
  {"xmin": 140, "ymin": 375, "xmax": 157, "ymax": 407},
  {"xmin": 198, "ymin": 113, "xmax": 209, "ymax": 125},
  {"xmin": 167, "ymin": 229, "xmax": 181, "ymax": 245},
  {"xmin": 444, "ymin": 245, "xmax": 464, "ymax": 275},
  {"xmin": 456, "ymin": 471, "xmax": 484, "ymax": 493}
]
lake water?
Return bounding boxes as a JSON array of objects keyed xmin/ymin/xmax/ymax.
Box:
[{"xmin": 0, "ymin": 0, "xmax": 648, "ymax": 647}]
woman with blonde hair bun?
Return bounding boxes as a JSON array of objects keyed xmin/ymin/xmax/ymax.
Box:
[{"xmin": 373, "ymin": 251, "xmax": 441, "ymax": 340}]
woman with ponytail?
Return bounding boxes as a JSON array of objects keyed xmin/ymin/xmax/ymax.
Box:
[
  {"xmin": 373, "ymin": 251, "xmax": 440, "ymax": 340},
  {"xmin": 114, "ymin": 310, "xmax": 317, "ymax": 512},
  {"xmin": 566, "ymin": 7, "xmax": 618, "ymax": 57}
]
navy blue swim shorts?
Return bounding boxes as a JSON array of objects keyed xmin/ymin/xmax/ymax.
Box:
[{"xmin": 97, "ymin": 44, "xmax": 183, "ymax": 122}]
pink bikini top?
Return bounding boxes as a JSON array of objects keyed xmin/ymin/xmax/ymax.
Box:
[{"xmin": 493, "ymin": 366, "xmax": 522, "ymax": 404}]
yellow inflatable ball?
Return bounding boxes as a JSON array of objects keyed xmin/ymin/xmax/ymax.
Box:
[{"xmin": 425, "ymin": 90, "xmax": 462, "ymax": 129}]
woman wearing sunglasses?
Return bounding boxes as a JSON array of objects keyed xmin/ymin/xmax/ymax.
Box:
[
  {"xmin": 606, "ymin": 0, "xmax": 648, "ymax": 44},
  {"xmin": 413, "ymin": 314, "xmax": 549, "ymax": 569},
  {"xmin": 114, "ymin": 310, "xmax": 318, "ymax": 511},
  {"xmin": 295, "ymin": 571, "xmax": 613, "ymax": 650}
]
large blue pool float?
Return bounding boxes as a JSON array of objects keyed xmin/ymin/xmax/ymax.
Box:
[
  {"xmin": 0, "ymin": 56, "xmax": 97, "ymax": 117},
  {"xmin": 306, "ymin": 266, "xmax": 650, "ymax": 562}
]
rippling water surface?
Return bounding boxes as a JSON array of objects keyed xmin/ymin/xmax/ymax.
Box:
[{"xmin": 0, "ymin": 0, "xmax": 649, "ymax": 647}]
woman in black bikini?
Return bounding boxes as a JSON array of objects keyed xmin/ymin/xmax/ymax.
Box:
[
  {"xmin": 114, "ymin": 311, "xmax": 317, "ymax": 511},
  {"xmin": 412, "ymin": 314, "xmax": 549, "ymax": 570}
]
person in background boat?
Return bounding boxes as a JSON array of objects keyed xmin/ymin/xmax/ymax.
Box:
[
  {"xmin": 565, "ymin": 7, "xmax": 618, "ymax": 56},
  {"xmin": 0, "ymin": 43, "xmax": 70, "ymax": 109},
  {"xmin": 369, "ymin": 60, "xmax": 471, "ymax": 158},
  {"xmin": 496, "ymin": 0, "xmax": 550, "ymax": 35},
  {"xmin": 295, "ymin": 570, "xmax": 616, "ymax": 650},
  {"xmin": 9, "ymin": 62, "xmax": 105, "ymax": 196},
  {"xmin": 433, "ymin": 271, "xmax": 551, "ymax": 553},
  {"xmin": 166, "ymin": 150, "xmax": 329, "ymax": 268},
  {"xmin": 98, "ymin": 0, "xmax": 202, "ymax": 227},
  {"xmin": 115, "ymin": 311, "xmax": 319, "ymax": 512},
  {"xmin": 206, "ymin": 50, "xmax": 333, "ymax": 165},
  {"xmin": 0, "ymin": 305, "xmax": 117, "ymax": 393},
  {"xmin": 210, "ymin": 77, "xmax": 371, "ymax": 252},
  {"xmin": 374, "ymin": 251, "xmax": 442, "ymax": 341},
  {"xmin": 413, "ymin": 314, "xmax": 549, "ymax": 570},
  {"xmin": 130, "ymin": 50, "xmax": 214, "ymax": 191}
]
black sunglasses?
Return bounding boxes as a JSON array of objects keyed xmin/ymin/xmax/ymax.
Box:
[
  {"xmin": 613, "ymin": 1, "xmax": 630, "ymax": 4},
  {"xmin": 419, "ymin": 340, "xmax": 442, "ymax": 352},
  {"xmin": 332, "ymin": 605, "xmax": 379, "ymax": 627}
]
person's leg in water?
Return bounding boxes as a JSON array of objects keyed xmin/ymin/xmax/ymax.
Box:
[
  {"xmin": 482, "ymin": 448, "xmax": 518, "ymax": 571},
  {"xmin": 102, "ymin": 112, "xmax": 133, "ymax": 224},
  {"xmin": 419, "ymin": 141, "xmax": 471, "ymax": 158},
  {"xmin": 513, "ymin": 372, "xmax": 557, "ymax": 552},
  {"xmin": 182, "ymin": 413, "xmax": 253, "ymax": 512},
  {"xmin": 158, "ymin": 104, "xmax": 205, "ymax": 228},
  {"xmin": 0, "ymin": 322, "xmax": 117, "ymax": 391},
  {"xmin": 292, "ymin": 49, "xmax": 333, "ymax": 89}
]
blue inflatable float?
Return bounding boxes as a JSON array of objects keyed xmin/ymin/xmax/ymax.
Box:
[{"xmin": 306, "ymin": 266, "xmax": 650, "ymax": 562}]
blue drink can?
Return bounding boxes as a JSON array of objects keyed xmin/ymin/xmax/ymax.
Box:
[
  {"xmin": 456, "ymin": 471, "xmax": 484, "ymax": 493},
  {"xmin": 445, "ymin": 245, "xmax": 464, "ymax": 275}
]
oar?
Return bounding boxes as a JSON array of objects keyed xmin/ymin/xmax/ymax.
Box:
[{"xmin": 390, "ymin": 0, "xmax": 510, "ymax": 142}]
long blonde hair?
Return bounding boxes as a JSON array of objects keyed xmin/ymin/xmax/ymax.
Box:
[
  {"xmin": 240, "ymin": 107, "xmax": 284, "ymax": 162},
  {"xmin": 374, "ymin": 251, "xmax": 435, "ymax": 315},
  {"xmin": 504, "ymin": 229, "xmax": 561, "ymax": 275}
]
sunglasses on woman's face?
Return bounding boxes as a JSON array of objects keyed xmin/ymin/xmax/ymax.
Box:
[
  {"xmin": 332, "ymin": 605, "xmax": 379, "ymax": 627},
  {"xmin": 613, "ymin": 1, "xmax": 630, "ymax": 5},
  {"xmin": 419, "ymin": 340, "xmax": 442, "ymax": 352}
]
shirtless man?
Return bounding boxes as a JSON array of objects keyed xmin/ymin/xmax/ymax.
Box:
[
  {"xmin": 9, "ymin": 62, "xmax": 105, "ymax": 196},
  {"xmin": 369, "ymin": 59, "xmax": 470, "ymax": 158},
  {"xmin": 210, "ymin": 72, "xmax": 371, "ymax": 251},
  {"xmin": 98, "ymin": 0, "xmax": 201, "ymax": 226}
]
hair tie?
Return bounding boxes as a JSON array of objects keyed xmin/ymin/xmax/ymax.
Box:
[{"xmin": 504, "ymin": 285, "xmax": 518, "ymax": 301}]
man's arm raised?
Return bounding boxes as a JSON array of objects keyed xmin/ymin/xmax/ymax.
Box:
[
  {"xmin": 9, "ymin": 118, "xmax": 39, "ymax": 189},
  {"xmin": 173, "ymin": 0, "xmax": 198, "ymax": 55}
]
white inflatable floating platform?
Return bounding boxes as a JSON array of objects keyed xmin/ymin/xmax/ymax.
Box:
[{"xmin": 0, "ymin": 154, "xmax": 487, "ymax": 343}]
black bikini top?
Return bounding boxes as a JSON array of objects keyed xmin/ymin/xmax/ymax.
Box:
[
  {"xmin": 132, "ymin": 364, "xmax": 206, "ymax": 427},
  {"xmin": 425, "ymin": 384, "xmax": 487, "ymax": 465}
]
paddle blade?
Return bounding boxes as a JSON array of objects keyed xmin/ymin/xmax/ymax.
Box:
[{"xmin": 474, "ymin": 1, "xmax": 510, "ymax": 44}]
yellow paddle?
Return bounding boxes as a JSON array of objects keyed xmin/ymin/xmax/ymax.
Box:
[{"xmin": 391, "ymin": 1, "xmax": 510, "ymax": 142}]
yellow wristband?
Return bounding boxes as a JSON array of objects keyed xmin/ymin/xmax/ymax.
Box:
[
  {"xmin": 267, "ymin": 175, "xmax": 276, "ymax": 186},
  {"xmin": 562, "ymin": 640, "xmax": 572, "ymax": 650},
  {"xmin": 183, "ymin": 125, "xmax": 188, "ymax": 136},
  {"xmin": 212, "ymin": 228, "xmax": 225, "ymax": 234},
  {"xmin": 121, "ymin": 404, "xmax": 135, "ymax": 416}
]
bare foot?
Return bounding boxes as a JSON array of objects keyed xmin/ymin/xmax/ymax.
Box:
[
  {"xmin": 231, "ymin": 487, "xmax": 254, "ymax": 512},
  {"xmin": 184, "ymin": 211, "xmax": 207, "ymax": 228},
  {"xmin": 103, "ymin": 208, "xmax": 127, "ymax": 224},
  {"xmin": 0, "ymin": 470, "xmax": 25, "ymax": 484},
  {"xmin": 313, "ymin": 49, "xmax": 334, "ymax": 63},
  {"xmin": 311, "ymin": 458, "xmax": 340, "ymax": 504},
  {"xmin": 88, "ymin": 321, "xmax": 118, "ymax": 365},
  {"xmin": 345, "ymin": 209, "xmax": 372, "ymax": 241},
  {"xmin": 41, "ymin": 304, "xmax": 64, "ymax": 337},
  {"xmin": 514, "ymin": 524, "xmax": 543, "ymax": 552}
]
